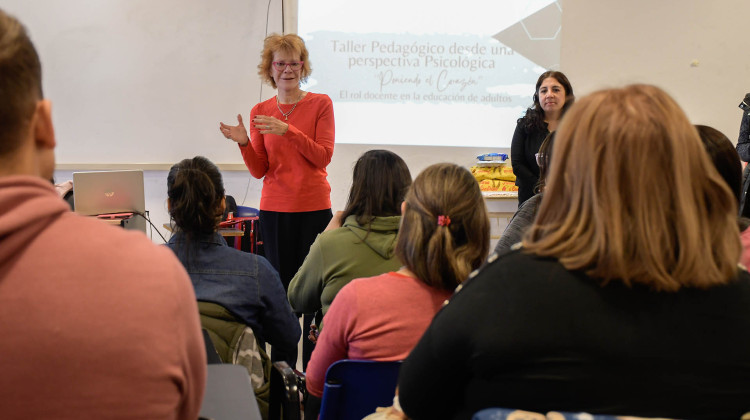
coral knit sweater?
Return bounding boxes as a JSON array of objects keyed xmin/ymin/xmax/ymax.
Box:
[
  {"xmin": 305, "ymin": 272, "xmax": 452, "ymax": 397},
  {"xmin": 240, "ymin": 92, "xmax": 335, "ymax": 212},
  {"xmin": 0, "ymin": 176, "xmax": 205, "ymax": 419}
]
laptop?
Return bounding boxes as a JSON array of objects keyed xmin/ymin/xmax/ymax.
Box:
[{"xmin": 73, "ymin": 170, "xmax": 146, "ymax": 232}]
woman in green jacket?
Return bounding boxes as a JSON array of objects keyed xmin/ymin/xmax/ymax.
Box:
[{"xmin": 288, "ymin": 150, "xmax": 411, "ymax": 335}]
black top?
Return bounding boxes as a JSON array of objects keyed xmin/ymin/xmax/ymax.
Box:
[
  {"xmin": 398, "ymin": 249, "xmax": 750, "ymax": 420},
  {"xmin": 510, "ymin": 120, "xmax": 549, "ymax": 206},
  {"xmin": 737, "ymin": 111, "xmax": 750, "ymax": 162}
]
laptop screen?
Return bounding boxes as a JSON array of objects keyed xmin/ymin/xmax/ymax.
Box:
[{"xmin": 73, "ymin": 170, "xmax": 146, "ymax": 217}]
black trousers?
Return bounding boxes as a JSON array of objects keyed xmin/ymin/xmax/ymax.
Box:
[
  {"xmin": 259, "ymin": 209, "xmax": 332, "ymax": 369},
  {"xmin": 259, "ymin": 209, "xmax": 332, "ymax": 288}
]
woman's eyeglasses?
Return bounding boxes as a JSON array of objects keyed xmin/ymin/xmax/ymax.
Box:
[{"xmin": 272, "ymin": 61, "xmax": 304, "ymax": 70}]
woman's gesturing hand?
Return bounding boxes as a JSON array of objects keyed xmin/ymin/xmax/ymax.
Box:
[
  {"xmin": 253, "ymin": 115, "xmax": 289, "ymax": 136},
  {"xmin": 219, "ymin": 114, "xmax": 250, "ymax": 146}
]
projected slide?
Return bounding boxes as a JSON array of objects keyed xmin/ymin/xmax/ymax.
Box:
[{"xmin": 298, "ymin": 0, "xmax": 562, "ymax": 148}]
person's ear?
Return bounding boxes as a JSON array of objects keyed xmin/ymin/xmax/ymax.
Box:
[
  {"xmin": 34, "ymin": 99, "xmax": 55, "ymax": 149},
  {"xmin": 220, "ymin": 196, "xmax": 227, "ymax": 214},
  {"xmin": 167, "ymin": 198, "xmax": 172, "ymax": 212},
  {"xmin": 400, "ymin": 201, "xmax": 407, "ymax": 215}
]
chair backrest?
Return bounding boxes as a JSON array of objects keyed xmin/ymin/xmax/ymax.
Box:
[
  {"xmin": 197, "ymin": 302, "xmax": 268, "ymax": 388},
  {"xmin": 318, "ymin": 359, "xmax": 402, "ymax": 420},
  {"xmin": 198, "ymin": 301, "xmax": 272, "ymax": 419},
  {"xmin": 223, "ymin": 195, "xmax": 238, "ymax": 220},
  {"xmin": 202, "ymin": 328, "xmax": 223, "ymax": 364},
  {"xmin": 201, "ymin": 364, "xmax": 263, "ymax": 420}
]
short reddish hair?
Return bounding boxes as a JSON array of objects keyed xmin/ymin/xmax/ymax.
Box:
[{"xmin": 257, "ymin": 33, "xmax": 311, "ymax": 89}]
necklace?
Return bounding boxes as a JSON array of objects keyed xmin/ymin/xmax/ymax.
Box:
[{"xmin": 276, "ymin": 92, "xmax": 303, "ymax": 120}]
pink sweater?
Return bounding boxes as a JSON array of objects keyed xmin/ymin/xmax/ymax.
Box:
[
  {"xmin": 240, "ymin": 92, "xmax": 335, "ymax": 212},
  {"xmin": 0, "ymin": 176, "xmax": 205, "ymax": 419},
  {"xmin": 305, "ymin": 272, "xmax": 452, "ymax": 397}
]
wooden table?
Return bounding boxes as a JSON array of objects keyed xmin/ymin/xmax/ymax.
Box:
[
  {"xmin": 482, "ymin": 191, "xmax": 518, "ymax": 241},
  {"xmin": 483, "ymin": 191, "xmax": 518, "ymax": 219}
]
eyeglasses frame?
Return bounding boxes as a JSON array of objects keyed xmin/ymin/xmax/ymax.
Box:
[{"xmin": 272, "ymin": 61, "xmax": 304, "ymax": 71}]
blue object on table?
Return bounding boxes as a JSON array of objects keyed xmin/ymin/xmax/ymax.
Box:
[
  {"xmin": 476, "ymin": 153, "xmax": 508, "ymax": 161},
  {"xmin": 237, "ymin": 206, "xmax": 259, "ymax": 217}
]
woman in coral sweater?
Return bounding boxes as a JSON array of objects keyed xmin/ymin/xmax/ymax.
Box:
[
  {"xmin": 220, "ymin": 33, "xmax": 334, "ymax": 289},
  {"xmin": 220, "ymin": 33, "xmax": 334, "ymax": 364},
  {"xmin": 303, "ymin": 163, "xmax": 490, "ymax": 416}
]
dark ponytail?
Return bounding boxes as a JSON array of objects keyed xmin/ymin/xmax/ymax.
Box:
[{"xmin": 167, "ymin": 156, "xmax": 225, "ymax": 240}]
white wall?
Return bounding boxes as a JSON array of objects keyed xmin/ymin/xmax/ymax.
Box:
[
  {"xmin": 49, "ymin": 0, "xmax": 750, "ymax": 245},
  {"xmin": 3, "ymin": 0, "xmax": 283, "ymax": 165},
  {"xmin": 562, "ymin": 0, "xmax": 749, "ymax": 140}
]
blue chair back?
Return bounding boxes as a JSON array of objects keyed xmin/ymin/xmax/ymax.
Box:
[
  {"xmin": 318, "ymin": 359, "xmax": 402, "ymax": 420},
  {"xmin": 236, "ymin": 206, "xmax": 259, "ymax": 217}
]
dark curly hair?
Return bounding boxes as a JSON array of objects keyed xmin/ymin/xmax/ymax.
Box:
[
  {"xmin": 520, "ymin": 70, "xmax": 575, "ymax": 131},
  {"xmin": 695, "ymin": 125, "xmax": 741, "ymax": 203}
]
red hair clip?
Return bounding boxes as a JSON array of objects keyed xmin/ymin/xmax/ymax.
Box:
[{"xmin": 437, "ymin": 215, "xmax": 451, "ymax": 227}]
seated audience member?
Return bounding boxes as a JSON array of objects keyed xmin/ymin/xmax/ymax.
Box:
[
  {"xmin": 165, "ymin": 156, "xmax": 301, "ymax": 364},
  {"xmin": 735, "ymin": 105, "xmax": 750, "ymax": 163},
  {"xmin": 398, "ymin": 85, "xmax": 750, "ymax": 420},
  {"xmin": 0, "ymin": 9, "xmax": 206, "ymax": 418},
  {"xmin": 288, "ymin": 150, "xmax": 412, "ymax": 332},
  {"xmin": 734, "ymin": 109, "xmax": 750, "ymax": 218},
  {"xmin": 694, "ymin": 125, "xmax": 750, "ymax": 267},
  {"xmin": 495, "ymin": 132, "xmax": 555, "ymax": 255},
  {"xmin": 304, "ymin": 163, "xmax": 490, "ymax": 412}
]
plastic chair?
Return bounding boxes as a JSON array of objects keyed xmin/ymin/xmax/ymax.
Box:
[
  {"xmin": 269, "ymin": 359, "xmax": 402, "ymax": 420},
  {"xmin": 318, "ymin": 359, "xmax": 402, "ymax": 420},
  {"xmin": 236, "ymin": 205, "xmax": 259, "ymax": 217},
  {"xmin": 199, "ymin": 302, "xmax": 271, "ymax": 418},
  {"xmin": 269, "ymin": 361, "xmax": 304, "ymax": 420},
  {"xmin": 220, "ymin": 204, "xmax": 262, "ymax": 253},
  {"xmin": 200, "ymin": 364, "xmax": 263, "ymax": 420}
]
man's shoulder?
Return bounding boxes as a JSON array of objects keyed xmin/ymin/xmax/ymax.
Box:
[{"xmin": 50, "ymin": 213, "xmax": 183, "ymax": 271}]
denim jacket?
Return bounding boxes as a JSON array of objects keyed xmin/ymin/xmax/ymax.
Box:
[{"xmin": 165, "ymin": 232, "xmax": 301, "ymax": 355}]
